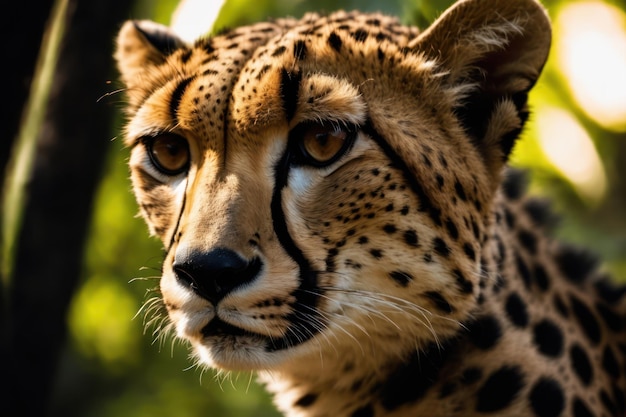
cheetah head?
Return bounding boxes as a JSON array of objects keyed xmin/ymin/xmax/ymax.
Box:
[{"xmin": 115, "ymin": 0, "xmax": 550, "ymax": 372}]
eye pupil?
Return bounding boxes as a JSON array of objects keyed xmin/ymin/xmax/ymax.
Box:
[
  {"xmin": 294, "ymin": 123, "xmax": 355, "ymax": 167},
  {"xmin": 147, "ymin": 133, "xmax": 189, "ymax": 175},
  {"xmin": 315, "ymin": 133, "xmax": 329, "ymax": 146}
]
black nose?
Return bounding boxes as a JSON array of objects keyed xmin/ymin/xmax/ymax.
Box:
[{"xmin": 173, "ymin": 248, "xmax": 262, "ymax": 304}]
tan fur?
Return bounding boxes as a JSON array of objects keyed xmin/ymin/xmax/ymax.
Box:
[{"xmin": 115, "ymin": 1, "xmax": 626, "ymax": 416}]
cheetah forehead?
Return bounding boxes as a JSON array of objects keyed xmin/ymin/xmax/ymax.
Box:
[{"xmin": 119, "ymin": 10, "xmax": 428, "ymax": 143}]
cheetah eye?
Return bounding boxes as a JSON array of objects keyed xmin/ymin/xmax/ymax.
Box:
[
  {"xmin": 145, "ymin": 133, "xmax": 190, "ymax": 175},
  {"xmin": 291, "ymin": 122, "xmax": 357, "ymax": 167}
]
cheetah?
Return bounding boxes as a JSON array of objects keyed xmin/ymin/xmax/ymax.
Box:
[{"xmin": 114, "ymin": 0, "xmax": 626, "ymax": 415}]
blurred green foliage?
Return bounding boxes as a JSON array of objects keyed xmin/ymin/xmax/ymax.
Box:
[{"xmin": 47, "ymin": 0, "xmax": 626, "ymax": 416}]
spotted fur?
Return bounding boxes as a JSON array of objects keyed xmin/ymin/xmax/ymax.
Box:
[{"xmin": 115, "ymin": 0, "xmax": 626, "ymax": 416}]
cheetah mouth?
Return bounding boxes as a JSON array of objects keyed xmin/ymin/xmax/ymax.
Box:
[
  {"xmin": 201, "ymin": 318, "xmax": 264, "ymax": 339},
  {"xmin": 200, "ymin": 316, "xmax": 319, "ymax": 352}
]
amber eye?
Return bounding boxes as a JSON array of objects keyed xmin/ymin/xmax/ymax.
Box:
[
  {"xmin": 294, "ymin": 123, "xmax": 356, "ymax": 167},
  {"xmin": 146, "ymin": 133, "xmax": 190, "ymax": 175}
]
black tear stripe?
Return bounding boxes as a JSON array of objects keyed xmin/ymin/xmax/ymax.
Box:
[
  {"xmin": 280, "ymin": 68, "xmax": 302, "ymax": 123},
  {"xmin": 165, "ymin": 181, "xmax": 188, "ymax": 257},
  {"xmin": 361, "ymin": 121, "xmax": 439, "ymax": 222},
  {"xmin": 268, "ymin": 149, "xmax": 322, "ymax": 351},
  {"xmin": 169, "ymin": 75, "xmax": 195, "ymax": 122}
]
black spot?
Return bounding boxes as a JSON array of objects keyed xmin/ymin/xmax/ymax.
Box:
[
  {"xmin": 424, "ymin": 291, "xmax": 453, "ymax": 314},
  {"xmin": 433, "ymin": 237, "xmax": 450, "ymax": 257},
  {"xmin": 352, "ymin": 28, "xmax": 369, "ymax": 42},
  {"xmin": 554, "ymin": 294, "xmax": 569, "ymax": 318},
  {"xmin": 475, "ymin": 366, "xmax": 524, "ymax": 412},
  {"xmin": 380, "ymin": 343, "xmax": 450, "ymax": 410},
  {"xmin": 293, "ymin": 40, "xmax": 307, "ymax": 60},
  {"xmin": 533, "ymin": 319, "xmax": 564, "ymax": 357},
  {"xmin": 518, "ymin": 230, "xmax": 537, "ymax": 254},
  {"xmin": 271, "ymin": 45, "xmax": 287, "ymax": 57},
  {"xmin": 533, "ymin": 264, "xmax": 549, "ymax": 291},
  {"xmin": 462, "ymin": 243, "xmax": 476, "ymax": 261},
  {"xmin": 429, "ymin": 207, "xmax": 442, "ymax": 226},
  {"xmin": 572, "ymin": 398, "xmax": 594, "ymax": 417},
  {"xmin": 389, "ymin": 271, "xmax": 413, "ymax": 287},
  {"xmin": 570, "ymin": 344, "xmax": 593, "ymax": 386},
  {"xmin": 179, "ymin": 49, "xmax": 193, "ymax": 63},
  {"xmin": 351, "ymin": 404, "xmax": 374, "ymax": 417},
  {"xmin": 492, "ymin": 273, "xmax": 506, "ymax": 293},
  {"xmin": 453, "ymin": 270, "xmax": 473, "ymax": 294},
  {"xmin": 199, "ymin": 38, "xmax": 215, "ymax": 54},
  {"xmin": 369, "ymin": 249, "xmax": 383, "ymax": 259},
  {"xmin": 529, "ymin": 378, "xmax": 564, "ymax": 417},
  {"xmin": 436, "ymin": 174, "xmax": 445, "ymax": 189},
  {"xmin": 403, "ymin": 229, "xmax": 419, "ymax": 247},
  {"xmin": 504, "ymin": 208, "xmax": 515, "ymax": 228},
  {"xmin": 601, "ymin": 389, "xmax": 618, "ymax": 416},
  {"xmin": 454, "ymin": 180, "xmax": 467, "ymax": 201},
  {"xmin": 505, "ymin": 292, "xmax": 529, "ymax": 327},
  {"xmin": 295, "ymin": 393, "xmax": 317, "ymax": 407},
  {"xmin": 325, "ymin": 248, "xmax": 337, "ymax": 271},
  {"xmin": 516, "ymin": 254, "xmax": 532, "ymax": 289},
  {"xmin": 324, "ymin": 33, "xmax": 343, "ymax": 53},
  {"xmin": 256, "ymin": 64, "xmax": 272, "ymax": 80},
  {"xmin": 555, "ymin": 244, "xmax": 598, "ymax": 283},
  {"xmin": 358, "ymin": 236, "xmax": 369, "ymax": 244},
  {"xmin": 596, "ymin": 302, "xmax": 624, "ymax": 332},
  {"xmin": 496, "ymin": 236, "xmax": 507, "ymax": 263},
  {"xmin": 501, "ymin": 169, "xmax": 527, "ymax": 200},
  {"xmin": 595, "ymin": 279, "xmax": 626, "ymax": 304},
  {"xmin": 524, "ymin": 198, "xmax": 557, "ymax": 229},
  {"xmin": 383, "ymin": 224, "xmax": 397, "ymax": 234},
  {"xmin": 445, "ymin": 219, "xmax": 459, "ymax": 240},
  {"xmin": 377, "ymin": 47, "xmax": 385, "ymax": 61},
  {"xmin": 613, "ymin": 382, "xmax": 626, "ymax": 414},
  {"xmin": 602, "ymin": 345, "xmax": 620, "ymax": 378},
  {"xmin": 570, "ymin": 295, "xmax": 601, "ymax": 345},
  {"xmin": 461, "ymin": 368, "xmax": 482, "ymax": 385},
  {"xmin": 439, "ymin": 383, "xmax": 457, "ymax": 398},
  {"xmin": 467, "ymin": 315, "xmax": 502, "ymax": 350}
]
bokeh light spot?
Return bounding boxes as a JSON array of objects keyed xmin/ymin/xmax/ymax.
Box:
[
  {"xmin": 536, "ymin": 107, "xmax": 607, "ymax": 203},
  {"xmin": 556, "ymin": 1, "xmax": 626, "ymax": 130}
]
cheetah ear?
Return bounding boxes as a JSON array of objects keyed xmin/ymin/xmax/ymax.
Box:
[
  {"xmin": 115, "ymin": 20, "xmax": 186, "ymax": 92},
  {"xmin": 409, "ymin": 0, "xmax": 551, "ymax": 175}
]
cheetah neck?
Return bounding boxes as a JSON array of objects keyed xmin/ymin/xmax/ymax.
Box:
[{"xmin": 258, "ymin": 337, "xmax": 468, "ymax": 417}]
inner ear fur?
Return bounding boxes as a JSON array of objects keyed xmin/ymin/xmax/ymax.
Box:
[{"xmin": 410, "ymin": 0, "xmax": 552, "ymax": 177}]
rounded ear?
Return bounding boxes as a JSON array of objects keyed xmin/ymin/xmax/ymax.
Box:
[
  {"xmin": 409, "ymin": 0, "xmax": 551, "ymax": 176},
  {"xmin": 115, "ymin": 20, "xmax": 186, "ymax": 92}
]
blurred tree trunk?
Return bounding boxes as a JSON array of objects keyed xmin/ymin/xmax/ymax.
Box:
[
  {"xmin": 2, "ymin": 0, "xmax": 133, "ymax": 415},
  {"xmin": 0, "ymin": 1, "xmax": 55, "ymax": 180}
]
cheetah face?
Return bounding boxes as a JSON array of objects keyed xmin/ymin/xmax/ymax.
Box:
[{"xmin": 116, "ymin": 0, "xmax": 550, "ymax": 370}]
